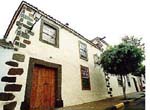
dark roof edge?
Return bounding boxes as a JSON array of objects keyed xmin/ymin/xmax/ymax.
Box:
[{"xmin": 4, "ymin": 1, "xmax": 101, "ymax": 51}]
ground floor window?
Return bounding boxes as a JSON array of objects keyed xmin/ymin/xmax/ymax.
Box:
[
  {"xmin": 117, "ymin": 76, "xmax": 123, "ymax": 87},
  {"xmin": 80, "ymin": 65, "xmax": 91, "ymax": 90},
  {"xmin": 126, "ymin": 75, "xmax": 131, "ymax": 87}
]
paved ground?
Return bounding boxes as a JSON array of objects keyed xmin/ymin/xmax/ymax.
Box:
[
  {"xmin": 55, "ymin": 92, "xmax": 145, "ymax": 110},
  {"xmin": 124, "ymin": 97, "xmax": 145, "ymax": 110},
  {"xmin": 56, "ymin": 97, "xmax": 123, "ymax": 110}
]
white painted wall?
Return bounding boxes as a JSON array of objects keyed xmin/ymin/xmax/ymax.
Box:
[
  {"xmin": 109, "ymin": 74, "xmax": 140, "ymax": 97},
  {"xmin": 17, "ymin": 16, "xmax": 108, "ymax": 106}
]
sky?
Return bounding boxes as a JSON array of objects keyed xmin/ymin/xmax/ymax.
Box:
[{"xmin": 0, "ymin": 0, "xmax": 149, "ymax": 45}]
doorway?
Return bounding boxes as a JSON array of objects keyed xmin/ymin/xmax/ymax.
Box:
[
  {"xmin": 30, "ymin": 65, "xmax": 56, "ymax": 110},
  {"xmin": 21, "ymin": 58, "xmax": 63, "ymax": 110}
]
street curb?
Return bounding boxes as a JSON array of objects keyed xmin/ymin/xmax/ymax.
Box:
[
  {"xmin": 105, "ymin": 99, "xmax": 136, "ymax": 110},
  {"xmin": 105, "ymin": 93, "xmax": 145, "ymax": 110}
]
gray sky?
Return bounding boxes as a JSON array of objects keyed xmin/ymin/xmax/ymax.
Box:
[{"xmin": 0, "ymin": 0, "xmax": 149, "ymax": 45}]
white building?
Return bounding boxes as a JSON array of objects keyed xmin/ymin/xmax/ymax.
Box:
[{"xmin": 0, "ymin": 1, "xmax": 141, "ymax": 110}]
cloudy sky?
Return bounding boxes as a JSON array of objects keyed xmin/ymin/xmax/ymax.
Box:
[{"xmin": 0, "ymin": 0, "xmax": 149, "ymax": 45}]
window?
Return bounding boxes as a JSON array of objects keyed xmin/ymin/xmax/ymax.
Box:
[
  {"xmin": 126, "ymin": 76, "xmax": 131, "ymax": 87},
  {"xmin": 93, "ymin": 54, "xmax": 100, "ymax": 65},
  {"xmin": 40, "ymin": 20, "xmax": 59, "ymax": 47},
  {"xmin": 79, "ymin": 42, "xmax": 88, "ymax": 60},
  {"xmin": 117, "ymin": 76, "xmax": 123, "ymax": 87},
  {"xmin": 80, "ymin": 65, "xmax": 91, "ymax": 90}
]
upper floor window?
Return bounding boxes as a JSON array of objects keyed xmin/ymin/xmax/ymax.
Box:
[
  {"xmin": 80, "ymin": 65, "xmax": 91, "ymax": 90},
  {"xmin": 79, "ymin": 41, "xmax": 88, "ymax": 61},
  {"xmin": 40, "ymin": 20, "xmax": 59, "ymax": 47},
  {"xmin": 93, "ymin": 54, "xmax": 101, "ymax": 65}
]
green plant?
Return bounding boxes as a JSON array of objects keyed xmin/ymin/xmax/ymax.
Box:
[{"xmin": 100, "ymin": 43, "xmax": 144, "ymax": 99}]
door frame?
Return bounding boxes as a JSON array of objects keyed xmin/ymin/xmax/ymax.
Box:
[{"xmin": 21, "ymin": 58, "xmax": 63, "ymax": 110}]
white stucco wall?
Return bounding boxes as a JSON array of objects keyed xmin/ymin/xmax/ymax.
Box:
[
  {"xmin": 15, "ymin": 17, "xmax": 108, "ymax": 106},
  {"xmin": 109, "ymin": 74, "xmax": 140, "ymax": 97}
]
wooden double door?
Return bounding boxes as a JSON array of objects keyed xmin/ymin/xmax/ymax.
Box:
[{"xmin": 30, "ymin": 65, "xmax": 56, "ymax": 110}]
